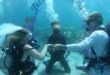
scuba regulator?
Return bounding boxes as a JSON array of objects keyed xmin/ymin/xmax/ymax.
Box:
[{"xmin": 28, "ymin": 38, "xmax": 40, "ymax": 49}]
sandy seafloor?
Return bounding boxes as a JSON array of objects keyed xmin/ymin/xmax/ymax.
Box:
[
  {"xmin": 32, "ymin": 52, "xmax": 87, "ymax": 75},
  {"xmin": 0, "ymin": 50, "xmax": 87, "ymax": 75}
]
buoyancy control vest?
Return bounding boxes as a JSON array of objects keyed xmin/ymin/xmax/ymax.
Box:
[
  {"xmin": 4, "ymin": 44, "xmax": 36, "ymax": 75},
  {"xmin": 84, "ymin": 27, "xmax": 110, "ymax": 73}
]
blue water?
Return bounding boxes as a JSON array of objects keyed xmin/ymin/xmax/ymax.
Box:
[
  {"xmin": 0, "ymin": 0, "xmax": 110, "ymax": 30},
  {"xmin": 1, "ymin": 0, "xmax": 110, "ymax": 28},
  {"xmin": 0, "ymin": 0, "xmax": 110, "ymax": 75}
]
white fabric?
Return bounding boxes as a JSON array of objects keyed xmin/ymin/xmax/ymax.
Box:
[
  {"xmin": 0, "ymin": 23, "xmax": 22, "ymax": 47},
  {"xmin": 0, "ymin": 23, "xmax": 23, "ymax": 75},
  {"xmin": 67, "ymin": 30, "xmax": 110, "ymax": 75},
  {"xmin": 67, "ymin": 30, "xmax": 109, "ymax": 57}
]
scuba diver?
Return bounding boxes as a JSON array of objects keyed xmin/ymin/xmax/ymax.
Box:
[
  {"xmin": 51, "ymin": 12, "xmax": 110, "ymax": 75},
  {"xmin": 0, "ymin": 23, "xmax": 50, "ymax": 75},
  {"xmin": 45, "ymin": 21, "xmax": 71, "ymax": 74}
]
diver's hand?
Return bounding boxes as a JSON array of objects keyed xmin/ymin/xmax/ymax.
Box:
[
  {"xmin": 46, "ymin": 44, "xmax": 53, "ymax": 47},
  {"xmin": 53, "ymin": 44, "xmax": 67, "ymax": 51},
  {"xmin": 46, "ymin": 44, "xmax": 55, "ymax": 52},
  {"xmin": 53, "ymin": 44, "xmax": 64, "ymax": 47}
]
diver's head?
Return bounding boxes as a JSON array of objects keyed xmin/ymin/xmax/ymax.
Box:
[
  {"xmin": 51, "ymin": 21, "xmax": 61, "ymax": 34},
  {"xmin": 84, "ymin": 12, "xmax": 103, "ymax": 32},
  {"xmin": 6, "ymin": 29, "xmax": 31, "ymax": 47}
]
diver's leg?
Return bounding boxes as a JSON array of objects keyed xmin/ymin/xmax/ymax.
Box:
[
  {"xmin": 45, "ymin": 57, "xmax": 56, "ymax": 74},
  {"xmin": 59, "ymin": 56, "xmax": 71, "ymax": 73}
]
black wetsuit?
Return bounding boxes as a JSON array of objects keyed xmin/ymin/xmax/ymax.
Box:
[
  {"xmin": 46, "ymin": 32, "xmax": 71, "ymax": 73},
  {"xmin": 7, "ymin": 45, "xmax": 36, "ymax": 75}
]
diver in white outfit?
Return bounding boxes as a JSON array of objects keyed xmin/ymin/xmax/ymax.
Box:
[{"xmin": 53, "ymin": 12, "xmax": 110, "ymax": 75}]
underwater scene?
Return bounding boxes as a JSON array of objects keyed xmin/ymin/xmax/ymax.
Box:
[{"xmin": 0, "ymin": 0, "xmax": 110, "ymax": 75}]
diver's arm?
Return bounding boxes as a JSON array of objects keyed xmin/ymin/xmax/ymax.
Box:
[
  {"xmin": 54, "ymin": 31, "xmax": 96, "ymax": 54},
  {"xmin": 66, "ymin": 31, "xmax": 97, "ymax": 53},
  {"xmin": 24, "ymin": 44, "xmax": 49, "ymax": 60},
  {"xmin": 54, "ymin": 38, "xmax": 93, "ymax": 53}
]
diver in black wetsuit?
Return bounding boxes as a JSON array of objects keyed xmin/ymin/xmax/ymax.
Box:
[{"xmin": 46, "ymin": 21, "xmax": 71, "ymax": 74}]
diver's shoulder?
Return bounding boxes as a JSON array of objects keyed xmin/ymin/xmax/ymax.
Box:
[
  {"xmin": 94, "ymin": 30, "xmax": 107, "ymax": 34},
  {"xmin": 92, "ymin": 30, "xmax": 108, "ymax": 37}
]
